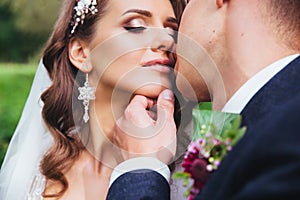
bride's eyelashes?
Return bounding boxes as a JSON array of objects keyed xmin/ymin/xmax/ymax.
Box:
[
  {"xmin": 123, "ymin": 18, "xmax": 146, "ymax": 33},
  {"xmin": 124, "ymin": 26, "xmax": 146, "ymax": 33}
]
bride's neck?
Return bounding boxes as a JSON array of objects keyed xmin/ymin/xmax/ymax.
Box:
[
  {"xmin": 87, "ymin": 85, "xmax": 132, "ymax": 166},
  {"xmin": 93, "ymin": 86, "xmax": 131, "ymax": 137}
]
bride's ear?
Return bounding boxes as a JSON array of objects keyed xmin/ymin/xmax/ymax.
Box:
[{"xmin": 69, "ymin": 38, "xmax": 93, "ymax": 73}]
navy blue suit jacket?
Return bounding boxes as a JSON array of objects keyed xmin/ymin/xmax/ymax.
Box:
[{"xmin": 107, "ymin": 56, "xmax": 300, "ymax": 200}]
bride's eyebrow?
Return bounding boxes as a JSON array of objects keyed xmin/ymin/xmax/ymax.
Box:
[{"xmin": 122, "ymin": 9, "xmax": 152, "ymax": 17}]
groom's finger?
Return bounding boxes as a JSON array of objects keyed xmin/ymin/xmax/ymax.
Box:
[
  {"xmin": 124, "ymin": 95, "xmax": 155, "ymax": 128},
  {"xmin": 156, "ymin": 89, "xmax": 175, "ymax": 124},
  {"xmin": 155, "ymin": 89, "xmax": 176, "ymax": 162}
]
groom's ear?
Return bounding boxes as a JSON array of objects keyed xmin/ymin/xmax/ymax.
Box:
[{"xmin": 68, "ymin": 38, "xmax": 93, "ymax": 73}]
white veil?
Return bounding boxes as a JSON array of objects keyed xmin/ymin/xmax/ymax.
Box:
[{"xmin": 0, "ymin": 60, "xmax": 53, "ymax": 199}]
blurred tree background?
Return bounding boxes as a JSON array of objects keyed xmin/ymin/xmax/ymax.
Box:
[
  {"xmin": 0, "ymin": 0, "xmax": 61, "ymax": 62},
  {"xmin": 0, "ymin": 0, "xmax": 61, "ymax": 165}
]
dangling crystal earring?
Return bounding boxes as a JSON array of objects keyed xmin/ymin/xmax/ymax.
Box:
[{"xmin": 78, "ymin": 73, "xmax": 96, "ymax": 123}]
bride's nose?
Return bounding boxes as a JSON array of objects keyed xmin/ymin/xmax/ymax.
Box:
[{"xmin": 150, "ymin": 27, "xmax": 175, "ymax": 53}]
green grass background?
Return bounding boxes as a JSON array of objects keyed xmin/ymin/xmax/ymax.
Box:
[{"xmin": 0, "ymin": 63, "xmax": 36, "ymax": 166}]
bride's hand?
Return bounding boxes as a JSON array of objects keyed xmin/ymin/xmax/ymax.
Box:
[{"xmin": 112, "ymin": 89, "xmax": 177, "ymax": 165}]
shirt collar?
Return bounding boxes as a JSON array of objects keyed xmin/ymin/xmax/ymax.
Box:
[{"xmin": 222, "ymin": 54, "xmax": 300, "ymax": 114}]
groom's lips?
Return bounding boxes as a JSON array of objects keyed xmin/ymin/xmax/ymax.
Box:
[{"xmin": 142, "ymin": 59, "xmax": 173, "ymax": 73}]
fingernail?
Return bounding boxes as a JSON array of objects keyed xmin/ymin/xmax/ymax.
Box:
[{"xmin": 162, "ymin": 89, "xmax": 174, "ymax": 101}]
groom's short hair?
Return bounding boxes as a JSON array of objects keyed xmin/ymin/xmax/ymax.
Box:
[{"xmin": 265, "ymin": 0, "xmax": 300, "ymax": 50}]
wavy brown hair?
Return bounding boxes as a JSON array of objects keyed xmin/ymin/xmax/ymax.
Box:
[{"xmin": 40, "ymin": 0, "xmax": 186, "ymax": 198}]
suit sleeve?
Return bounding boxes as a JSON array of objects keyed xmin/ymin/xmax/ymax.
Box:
[{"xmin": 106, "ymin": 169, "xmax": 170, "ymax": 200}]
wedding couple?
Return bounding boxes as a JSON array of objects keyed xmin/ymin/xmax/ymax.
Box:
[
  {"xmin": 108, "ymin": 0, "xmax": 300, "ymax": 199},
  {"xmin": 1, "ymin": 0, "xmax": 300, "ymax": 199}
]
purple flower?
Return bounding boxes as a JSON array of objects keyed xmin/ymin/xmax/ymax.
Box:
[
  {"xmin": 190, "ymin": 159, "xmax": 211, "ymax": 183},
  {"xmin": 172, "ymin": 112, "xmax": 246, "ymax": 200}
]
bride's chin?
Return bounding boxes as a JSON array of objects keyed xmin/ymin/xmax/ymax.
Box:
[{"xmin": 134, "ymin": 85, "xmax": 170, "ymax": 99}]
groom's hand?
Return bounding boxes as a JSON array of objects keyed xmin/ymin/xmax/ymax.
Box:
[{"xmin": 113, "ymin": 89, "xmax": 177, "ymax": 164}]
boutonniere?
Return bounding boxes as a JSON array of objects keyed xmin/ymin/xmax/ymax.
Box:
[{"xmin": 173, "ymin": 105, "xmax": 246, "ymax": 199}]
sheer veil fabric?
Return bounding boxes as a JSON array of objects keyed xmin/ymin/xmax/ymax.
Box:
[{"xmin": 0, "ymin": 60, "xmax": 53, "ymax": 199}]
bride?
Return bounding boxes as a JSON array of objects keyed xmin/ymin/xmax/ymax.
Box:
[{"xmin": 0, "ymin": 0, "xmax": 189, "ymax": 199}]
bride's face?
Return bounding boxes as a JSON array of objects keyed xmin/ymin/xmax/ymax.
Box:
[{"xmin": 89, "ymin": 0, "xmax": 178, "ymax": 98}]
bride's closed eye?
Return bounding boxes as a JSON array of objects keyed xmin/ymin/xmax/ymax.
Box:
[
  {"xmin": 165, "ymin": 27, "xmax": 177, "ymax": 41},
  {"xmin": 123, "ymin": 18, "xmax": 146, "ymax": 33},
  {"xmin": 165, "ymin": 18, "xmax": 178, "ymax": 42}
]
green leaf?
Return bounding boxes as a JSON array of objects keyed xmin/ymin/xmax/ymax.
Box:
[
  {"xmin": 192, "ymin": 108, "xmax": 242, "ymax": 141},
  {"xmin": 198, "ymin": 102, "xmax": 212, "ymax": 110},
  {"xmin": 184, "ymin": 187, "xmax": 192, "ymax": 197},
  {"xmin": 172, "ymin": 172, "xmax": 191, "ymax": 187},
  {"xmin": 231, "ymin": 127, "xmax": 246, "ymax": 146},
  {"xmin": 172, "ymin": 172, "xmax": 190, "ymax": 180}
]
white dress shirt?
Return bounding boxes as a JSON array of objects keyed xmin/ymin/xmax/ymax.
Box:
[{"xmin": 110, "ymin": 54, "xmax": 299, "ymax": 186}]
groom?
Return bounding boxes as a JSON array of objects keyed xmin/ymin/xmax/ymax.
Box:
[{"xmin": 107, "ymin": 0, "xmax": 300, "ymax": 199}]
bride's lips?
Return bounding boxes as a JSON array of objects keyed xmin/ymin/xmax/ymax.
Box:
[{"xmin": 142, "ymin": 59, "xmax": 174, "ymax": 73}]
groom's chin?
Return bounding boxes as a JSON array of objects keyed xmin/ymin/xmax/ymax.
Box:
[{"xmin": 176, "ymin": 77, "xmax": 210, "ymax": 103}]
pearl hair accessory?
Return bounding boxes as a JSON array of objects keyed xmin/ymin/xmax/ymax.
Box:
[{"xmin": 70, "ymin": 0, "xmax": 98, "ymax": 35}]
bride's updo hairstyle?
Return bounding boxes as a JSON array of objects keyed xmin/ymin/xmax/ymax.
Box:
[{"xmin": 41, "ymin": 0, "xmax": 186, "ymax": 198}]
